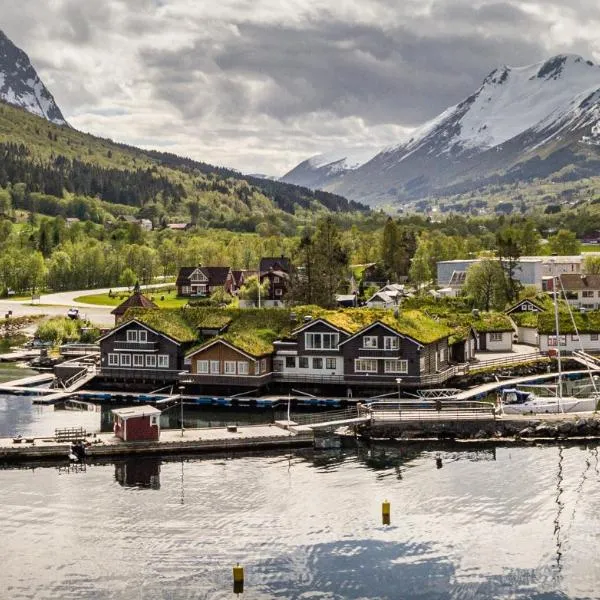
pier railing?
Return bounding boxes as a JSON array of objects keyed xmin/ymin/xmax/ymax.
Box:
[{"xmin": 366, "ymin": 400, "xmax": 495, "ymax": 423}]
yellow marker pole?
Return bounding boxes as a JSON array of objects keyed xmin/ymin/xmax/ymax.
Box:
[
  {"xmin": 233, "ymin": 563, "xmax": 244, "ymax": 594},
  {"xmin": 382, "ymin": 500, "xmax": 391, "ymax": 525}
]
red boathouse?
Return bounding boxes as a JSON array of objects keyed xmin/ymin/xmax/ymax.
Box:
[{"xmin": 112, "ymin": 405, "xmax": 162, "ymax": 442}]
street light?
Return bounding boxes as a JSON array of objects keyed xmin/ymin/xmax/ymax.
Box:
[
  {"xmin": 178, "ymin": 385, "xmax": 185, "ymax": 437},
  {"xmin": 396, "ymin": 378, "xmax": 402, "ymax": 401}
]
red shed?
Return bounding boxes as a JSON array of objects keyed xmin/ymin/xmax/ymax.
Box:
[{"xmin": 112, "ymin": 405, "xmax": 161, "ymax": 442}]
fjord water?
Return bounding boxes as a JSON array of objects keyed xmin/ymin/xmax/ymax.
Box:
[{"xmin": 1, "ymin": 441, "xmax": 599, "ymax": 600}]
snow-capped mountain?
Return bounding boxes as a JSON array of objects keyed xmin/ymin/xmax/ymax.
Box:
[
  {"xmin": 0, "ymin": 30, "xmax": 67, "ymax": 125},
  {"xmin": 282, "ymin": 54, "xmax": 600, "ymax": 206}
]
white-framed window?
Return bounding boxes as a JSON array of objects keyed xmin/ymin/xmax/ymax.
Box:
[
  {"xmin": 210, "ymin": 360, "xmax": 220, "ymax": 374},
  {"xmin": 224, "ymin": 361, "xmax": 236, "ymax": 374},
  {"xmin": 254, "ymin": 360, "xmax": 260, "ymax": 374},
  {"xmin": 355, "ymin": 359, "xmax": 378, "ymax": 373},
  {"xmin": 313, "ymin": 357, "xmax": 323, "ymax": 369},
  {"xmin": 261, "ymin": 358, "xmax": 267, "ymax": 372},
  {"xmin": 133, "ymin": 354, "xmax": 144, "ymax": 367},
  {"xmin": 384, "ymin": 336, "xmax": 399, "ymax": 350},
  {"xmin": 139, "ymin": 330, "xmax": 147, "ymax": 342},
  {"xmin": 158, "ymin": 355, "xmax": 169, "ymax": 368},
  {"xmin": 363, "ymin": 336, "xmax": 378, "ymax": 348},
  {"xmin": 197, "ymin": 360, "xmax": 209, "ymax": 373},
  {"xmin": 326, "ymin": 358, "xmax": 336, "ymax": 370},
  {"xmin": 305, "ymin": 332, "xmax": 339, "ymax": 349},
  {"xmin": 548, "ymin": 335, "xmax": 567, "ymax": 347},
  {"xmin": 150, "ymin": 415, "xmax": 158, "ymax": 426},
  {"xmin": 274, "ymin": 276, "xmax": 280, "ymax": 283},
  {"xmin": 384, "ymin": 359, "xmax": 408, "ymax": 373},
  {"xmin": 489, "ymin": 332, "xmax": 503, "ymax": 342},
  {"xmin": 126, "ymin": 330, "xmax": 137, "ymax": 342},
  {"xmin": 285, "ymin": 356, "xmax": 295, "ymax": 368},
  {"xmin": 120, "ymin": 354, "xmax": 131, "ymax": 367},
  {"xmin": 238, "ymin": 361, "xmax": 249, "ymax": 374},
  {"xmin": 583, "ymin": 290, "xmax": 594, "ymax": 298},
  {"xmin": 299, "ymin": 356, "xmax": 309, "ymax": 368},
  {"xmin": 439, "ymin": 348, "xmax": 446, "ymax": 362},
  {"xmin": 275, "ymin": 288, "xmax": 283, "ymax": 296},
  {"xmin": 273, "ymin": 359, "xmax": 284, "ymax": 372},
  {"xmin": 181, "ymin": 286, "xmax": 191, "ymax": 295},
  {"xmin": 108, "ymin": 353, "xmax": 119, "ymax": 366},
  {"xmin": 145, "ymin": 354, "xmax": 156, "ymax": 367}
]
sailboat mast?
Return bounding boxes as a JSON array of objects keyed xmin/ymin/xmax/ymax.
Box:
[{"xmin": 552, "ymin": 273, "xmax": 563, "ymax": 408}]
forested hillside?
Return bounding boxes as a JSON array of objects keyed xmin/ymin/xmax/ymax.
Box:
[{"xmin": 0, "ymin": 101, "xmax": 367, "ymax": 233}]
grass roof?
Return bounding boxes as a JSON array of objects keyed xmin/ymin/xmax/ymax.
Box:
[
  {"xmin": 123, "ymin": 308, "xmax": 197, "ymax": 343},
  {"xmin": 538, "ymin": 310, "xmax": 600, "ymax": 335}
]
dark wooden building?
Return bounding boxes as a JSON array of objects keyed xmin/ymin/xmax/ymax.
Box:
[
  {"xmin": 111, "ymin": 283, "xmax": 158, "ymax": 325},
  {"xmin": 176, "ymin": 266, "xmax": 234, "ymax": 297}
]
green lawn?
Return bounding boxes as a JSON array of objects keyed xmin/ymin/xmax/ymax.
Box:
[{"xmin": 74, "ymin": 290, "xmax": 189, "ymax": 309}]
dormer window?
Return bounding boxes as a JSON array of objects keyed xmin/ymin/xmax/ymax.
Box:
[
  {"xmin": 363, "ymin": 336, "xmax": 378, "ymax": 348},
  {"xmin": 384, "ymin": 336, "xmax": 399, "ymax": 350},
  {"xmin": 305, "ymin": 332, "xmax": 339, "ymax": 349}
]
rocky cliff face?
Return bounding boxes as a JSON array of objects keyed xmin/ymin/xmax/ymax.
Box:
[
  {"xmin": 282, "ymin": 54, "xmax": 600, "ymax": 206},
  {"xmin": 0, "ymin": 30, "xmax": 67, "ymax": 125}
]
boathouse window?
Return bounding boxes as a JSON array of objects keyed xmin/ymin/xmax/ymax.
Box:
[
  {"xmin": 313, "ymin": 357, "xmax": 323, "ymax": 369},
  {"xmin": 355, "ymin": 359, "xmax": 377, "ymax": 373},
  {"xmin": 146, "ymin": 355, "xmax": 156, "ymax": 368},
  {"xmin": 299, "ymin": 356, "xmax": 309, "ymax": 368},
  {"xmin": 158, "ymin": 355, "xmax": 169, "ymax": 368},
  {"xmin": 489, "ymin": 333, "xmax": 503, "ymax": 342},
  {"xmin": 127, "ymin": 330, "xmax": 136, "ymax": 342},
  {"xmin": 237, "ymin": 361, "xmax": 249, "ymax": 374},
  {"xmin": 254, "ymin": 360, "xmax": 261, "ymax": 374},
  {"xmin": 108, "ymin": 353, "xmax": 119, "ymax": 366},
  {"xmin": 120, "ymin": 354, "xmax": 131, "ymax": 367},
  {"xmin": 384, "ymin": 359, "xmax": 408, "ymax": 373},
  {"xmin": 197, "ymin": 360, "xmax": 209, "ymax": 373},
  {"xmin": 285, "ymin": 356, "xmax": 295, "ymax": 368},
  {"xmin": 384, "ymin": 336, "xmax": 399, "ymax": 350},
  {"xmin": 133, "ymin": 354, "xmax": 144, "ymax": 367},
  {"xmin": 363, "ymin": 336, "xmax": 378, "ymax": 349},
  {"xmin": 305, "ymin": 332, "xmax": 339, "ymax": 350},
  {"xmin": 224, "ymin": 361, "xmax": 236, "ymax": 374},
  {"xmin": 326, "ymin": 358, "xmax": 336, "ymax": 370},
  {"xmin": 210, "ymin": 360, "xmax": 220, "ymax": 374}
]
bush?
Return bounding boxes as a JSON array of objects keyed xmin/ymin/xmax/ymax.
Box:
[{"xmin": 35, "ymin": 317, "xmax": 81, "ymax": 345}]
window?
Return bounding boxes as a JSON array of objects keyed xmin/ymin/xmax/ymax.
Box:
[
  {"xmin": 299, "ymin": 356, "xmax": 309, "ymax": 368},
  {"xmin": 120, "ymin": 354, "xmax": 131, "ymax": 367},
  {"xmin": 313, "ymin": 357, "xmax": 323, "ymax": 369},
  {"xmin": 583, "ymin": 290, "xmax": 594, "ymax": 298},
  {"xmin": 224, "ymin": 361, "xmax": 236, "ymax": 374},
  {"xmin": 108, "ymin": 353, "xmax": 119, "ymax": 366},
  {"xmin": 355, "ymin": 359, "xmax": 378, "ymax": 373},
  {"xmin": 548, "ymin": 335, "xmax": 567, "ymax": 347},
  {"xmin": 261, "ymin": 358, "xmax": 267, "ymax": 372},
  {"xmin": 326, "ymin": 358, "xmax": 336, "ymax": 370},
  {"xmin": 210, "ymin": 360, "xmax": 220, "ymax": 374},
  {"xmin": 571, "ymin": 334, "xmax": 579, "ymax": 342},
  {"xmin": 274, "ymin": 276, "xmax": 280, "ymax": 283},
  {"xmin": 591, "ymin": 334, "xmax": 599, "ymax": 341},
  {"xmin": 363, "ymin": 336, "xmax": 378, "ymax": 348},
  {"xmin": 197, "ymin": 360, "xmax": 209, "ymax": 373},
  {"xmin": 126, "ymin": 330, "xmax": 137, "ymax": 342},
  {"xmin": 150, "ymin": 415, "xmax": 158, "ymax": 426},
  {"xmin": 181, "ymin": 286, "xmax": 191, "ymax": 295},
  {"xmin": 273, "ymin": 359, "xmax": 284, "ymax": 372},
  {"xmin": 384, "ymin": 336, "xmax": 399, "ymax": 350},
  {"xmin": 384, "ymin": 359, "xmax": 408, "ymax": 373},
  {"xmin": 158, "ymin": 355, "xmax": 169, "ymax": 368},
  {"xmin": 285, "ymin": 356, "xmax": 296, "ymax": 368},
  {"xmin": 305, "ymin": 332, "xmax": 339, "ymax": 349},
  {"xmin": 275, "ymin": 288, "xmax": 283, "ymax": 296},
  {"xmin": 133, "ymin": 354, "xmax": 144, "ymax": 367},
  {"xmin": 440, "ymin": 349, "xmax": 446, "ymax": 362},
  {"xmin": 489, "ymin": 332, "xmax": 503, "ymax": 342},
  {"xmin": 254, "ymin": 360, "xmax": 261, "ymax": 374},
  {"xmin": 237, "ymin": 361, "xmax": 249, "ymax": 375},
  {"xmin": 139, "ymin": 330, "xmax": 147, "ymax": 342},
  {"xmin": 145, "ymin": 354, "xmax": 156, "ymax": 367}
]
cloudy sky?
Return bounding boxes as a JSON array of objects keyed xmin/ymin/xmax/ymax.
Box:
[{"xmin": 4, "ymin": 0, "xmax": 600, "ymax": 175}]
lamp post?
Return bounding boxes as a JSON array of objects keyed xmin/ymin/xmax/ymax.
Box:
[
  {"xmin": 178, "ymin": 385, "xmax": 185, "ymax": 437},
  {"xmin": 396, "ymin": 378, "xmax": 402, "ymax": 401}
]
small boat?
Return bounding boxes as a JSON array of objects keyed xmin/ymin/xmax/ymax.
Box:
[{"xmin": 498, "ymin": 388, "xmax": 598, "ymax": 414}]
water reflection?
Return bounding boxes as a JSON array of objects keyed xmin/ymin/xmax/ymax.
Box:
[{"xmin": 114, "ymin": 456, "xmax": 161, "ymax": 490}]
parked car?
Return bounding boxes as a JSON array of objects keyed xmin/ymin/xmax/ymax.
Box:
[{"xmin": 67, "ymin": 308, "xmax": 80, "ymax": 320}]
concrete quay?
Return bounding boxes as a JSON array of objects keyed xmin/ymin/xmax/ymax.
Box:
[{"xmin": 0, "ymin": 425, "xmax": 313, "ymax": 463}]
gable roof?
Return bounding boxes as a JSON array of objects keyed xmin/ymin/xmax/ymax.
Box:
[
  {"xmin": 176, "ymin": 266, "xmax": 232, "ymax": 287},
  {"xmin": 186, "ymin": 336, "xmax": 270, "ymax": 360},
  {"xmin": 366, "ymin": 291, "xmax": 395, "ymax": 304},
  {"xmin": 260, "ymin": 256, "xmax": 290, "ymax": 273},
  {"xmin": 97, "ymin": 318, "xmax": 183, "ymax": 345},
  {"xmin": 111, "ymin": 291, "xmax": 158, "ymax": 316},
  {"xmin": 559, "ymin": 273, "xmax": 600, "ymax": 290},
  {"xmin": 505, "ymin": 298, "xmax": 545, "ymax": 315},
  {"xmin": 338, "ymin": 320, "xmax": 423, "ymax": 348},
  {"xmin": 291, "ymin": 317, "xmax": 350, "ymax": 336}
]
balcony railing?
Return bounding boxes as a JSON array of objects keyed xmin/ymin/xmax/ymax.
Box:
[
  {"xmin": 113, "ymin": 341, "xmax": 159, "ymax": 351},
  {"xmin": 178, "ymin": 372, "xmax": 273, "ymax": 386}
]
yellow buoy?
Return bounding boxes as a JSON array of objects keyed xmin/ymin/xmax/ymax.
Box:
[
  {"xmin": 382, "ymin": 500, "xmax": 391, "ymax": 525},
  {"xmin": 233, "ymin": 564, "xmax": 244, "ymax": 594}
]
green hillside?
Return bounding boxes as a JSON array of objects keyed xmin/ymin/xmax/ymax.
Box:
[{"xmin": 0, "ymin": 101, "xmax": 368, "ymax": 234}]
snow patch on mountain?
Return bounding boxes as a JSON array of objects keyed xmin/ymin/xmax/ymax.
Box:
[{"xmin": 307, "ymin": 147, "xmax": 380, "ymax": 172}]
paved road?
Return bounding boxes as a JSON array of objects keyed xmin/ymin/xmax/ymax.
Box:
[{"xmin": 0, "ymin": 284, "xmax": 169, "ymax": 328}]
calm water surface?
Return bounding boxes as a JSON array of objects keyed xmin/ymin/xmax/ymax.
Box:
[{"xmin": 1, "ymin": 394, "xmax": 600, "ymax": 599}]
